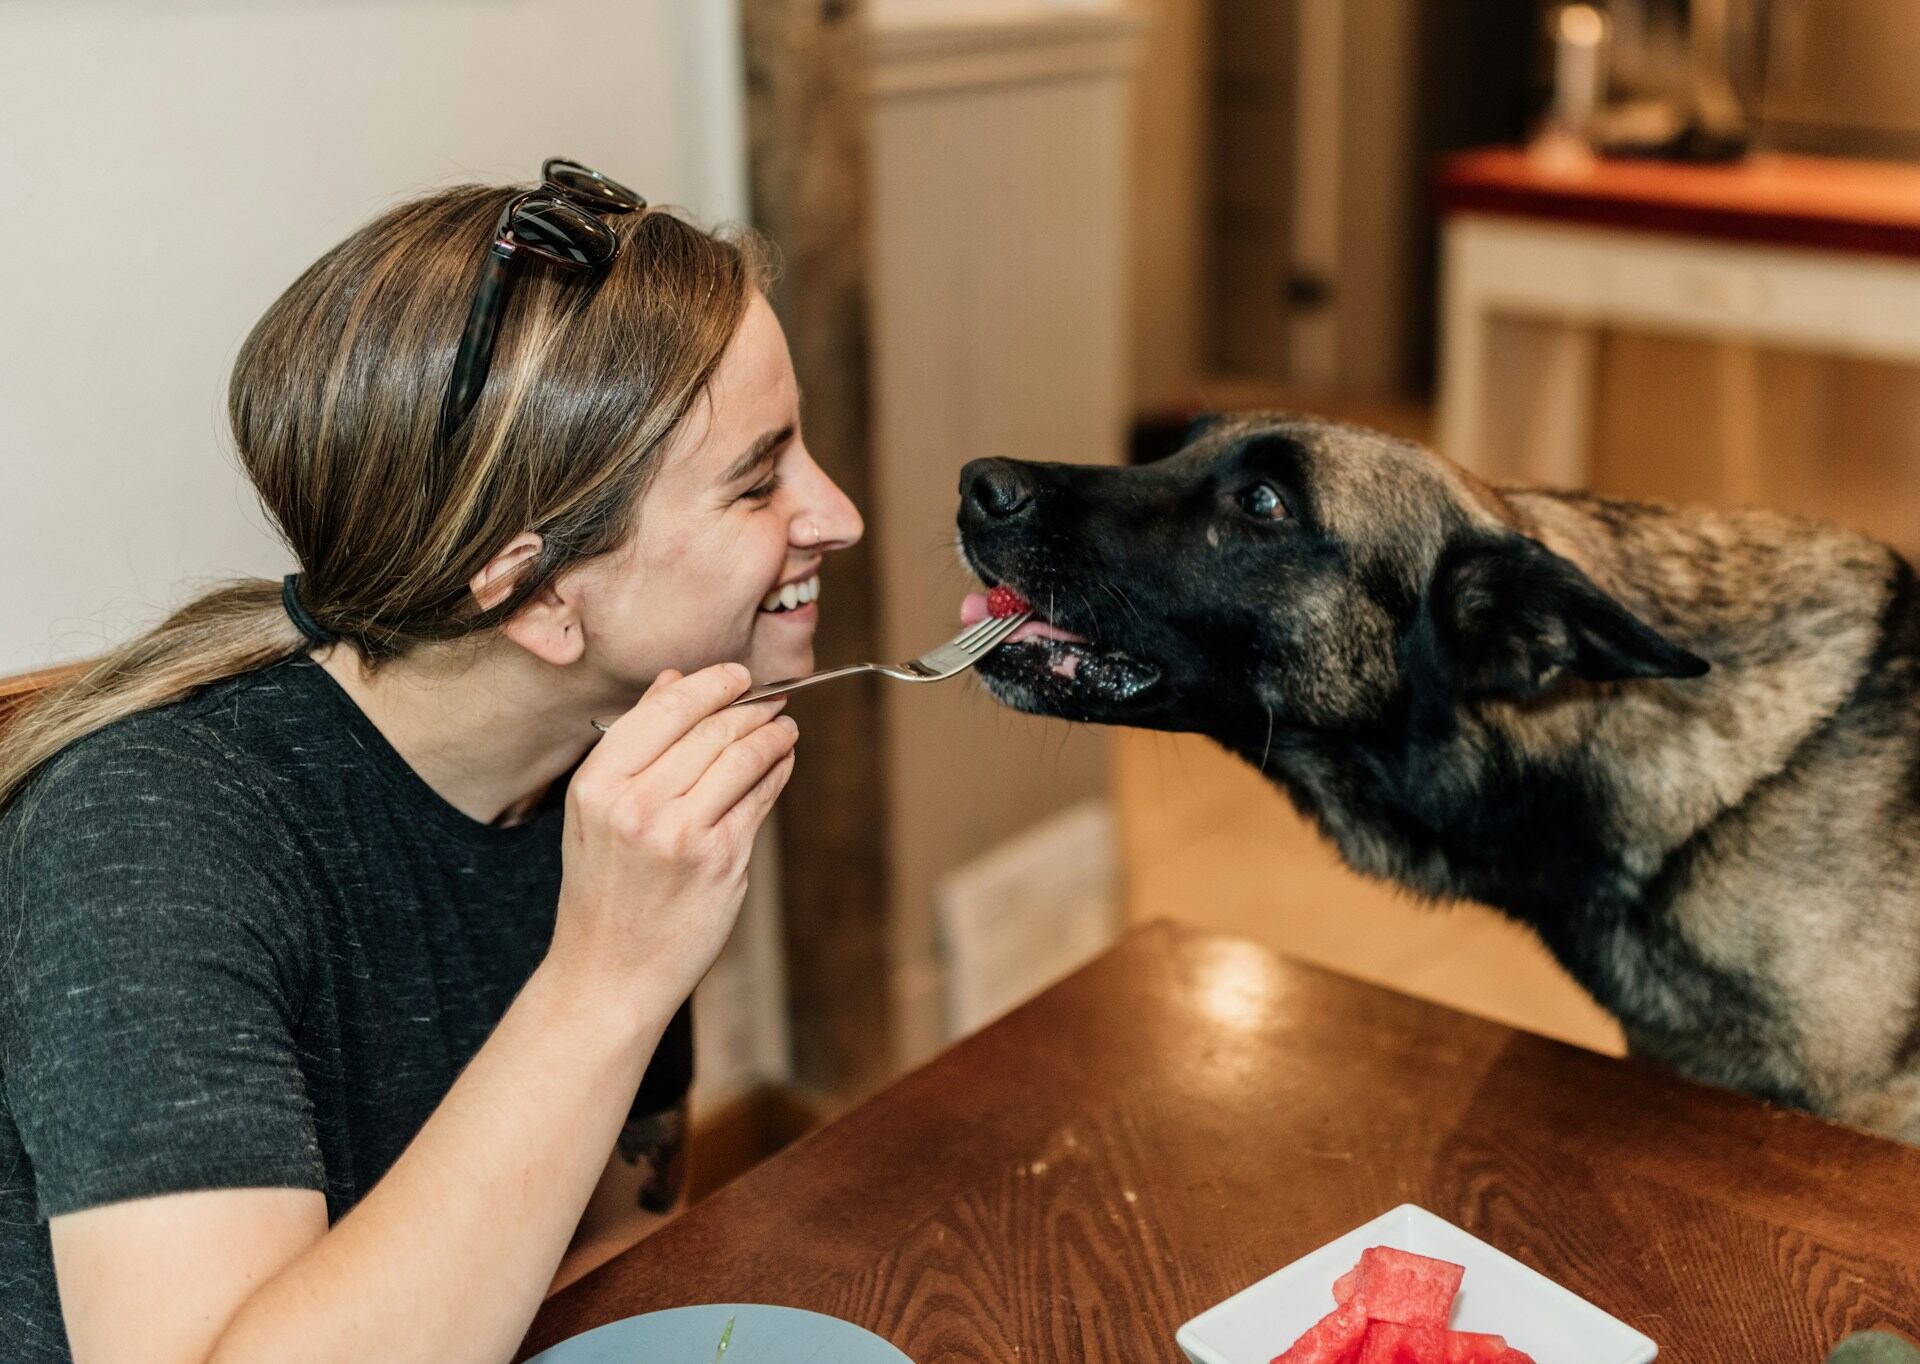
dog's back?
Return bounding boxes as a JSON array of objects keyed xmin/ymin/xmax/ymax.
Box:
[{"xmin": 1507, "ymin": 490, "xmax": 1920, "ymax": 1134}]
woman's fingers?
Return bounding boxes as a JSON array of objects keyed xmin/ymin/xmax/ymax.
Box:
[
  {"xmin": 714, "ymin": 748, "xmax": 797, "ymax": 848},
  {"xmin": 681, "ymin": 715, "xmax": 799, "ymax": 829},
  {"xmin": 640, "ymin": 695, "xmax": 789, "ymax": 799},
  {"xmin": 589, "ymin": 665, "xmax": 751, "ymax": 778}
]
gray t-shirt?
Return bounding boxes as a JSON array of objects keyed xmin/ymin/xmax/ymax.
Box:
[{"xmin": 0, "ymin": 657, "xmax": 692, "ymax": 1362}]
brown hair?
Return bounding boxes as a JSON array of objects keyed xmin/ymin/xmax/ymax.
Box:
[{"xmin": 0, "ymin": 182, "xmax": 764, "ymax": 814}]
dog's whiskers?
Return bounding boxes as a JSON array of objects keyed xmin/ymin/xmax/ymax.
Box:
[
  {"xmin": 1073, "ymin": 587, "xmax": 1103, "ymax": 637},
  {"xmin": 1095, "ymin": 576, "xmax": 1145, "ymax": 628}
]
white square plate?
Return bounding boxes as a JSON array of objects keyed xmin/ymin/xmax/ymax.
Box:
[{"xmin": 1176, "ymin": 1204, "xmax": 1658, "ymax": 1364}]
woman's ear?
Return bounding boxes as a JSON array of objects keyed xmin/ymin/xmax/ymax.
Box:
[{"xmin": 474, "ymin": 533, "xmax": 587, "ymax": 666}]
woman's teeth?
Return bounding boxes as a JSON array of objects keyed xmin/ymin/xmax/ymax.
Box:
[{"xmin": 759, "ymin": 574, "xmax": 821, "ymax": 613}]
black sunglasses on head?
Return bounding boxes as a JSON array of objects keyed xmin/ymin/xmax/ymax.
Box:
[{"xmin": 438, "ymin": 157, "xmax": 645, "ymax": 445}]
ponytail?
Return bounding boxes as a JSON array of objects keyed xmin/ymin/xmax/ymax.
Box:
[{"xmin": 0, "ymin": 580, "xmax": 303, "ymax": 816}]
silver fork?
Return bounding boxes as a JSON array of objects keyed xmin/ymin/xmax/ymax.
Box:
[{"xmin": 588, "ymin": 611, "xmax": 1031, "ymax": 730}]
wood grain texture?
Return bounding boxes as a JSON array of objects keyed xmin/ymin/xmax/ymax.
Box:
[
  {"xmin": 521, "ymin": 922, "xmax": 1920, "ymax": 1362},
  {"xmin": 1439, "ymin": 148, "xmax": 1920, "ymax": 259},
  {"xmin": 740, "ymin": 0, "xmax": 894, "ymax": 1099}
]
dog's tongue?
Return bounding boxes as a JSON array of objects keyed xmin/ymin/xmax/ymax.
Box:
[{"xmin": 959, "ymin": 591, "xmax": 1087, "ymax": 645}]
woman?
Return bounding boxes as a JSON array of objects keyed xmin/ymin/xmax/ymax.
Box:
[{"xmin": 0, "ymin": 161, "xmax": 861, "ymax": 1363}]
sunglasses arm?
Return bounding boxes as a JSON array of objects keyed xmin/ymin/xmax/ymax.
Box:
[{"xmin": 438, "ymin": 241, "xmax": 517, "ymax": 445}]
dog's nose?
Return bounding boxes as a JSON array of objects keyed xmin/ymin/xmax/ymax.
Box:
[{"xmin": 961, "ymin": 459, "xmax": 1034, "ymax": 520}]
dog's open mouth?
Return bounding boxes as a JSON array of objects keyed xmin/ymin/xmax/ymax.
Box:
[{"xmin": 960, "ymin": 585, "xmax": 1161, "ymax": 708}]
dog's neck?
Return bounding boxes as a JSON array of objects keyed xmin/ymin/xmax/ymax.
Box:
[{"xmin": 1509, "ymin": 492, "xmax": 1903, "ymax": 871}]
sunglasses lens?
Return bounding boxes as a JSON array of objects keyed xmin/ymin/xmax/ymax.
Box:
[
  {"xmin": 508, "ymin": 198, "xmax": 619, "ymax": 267},
  {"xmin": 542, "ymin": 159, "xmax": 644, "ymax": 214}
]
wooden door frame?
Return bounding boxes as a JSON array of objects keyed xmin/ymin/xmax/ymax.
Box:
[{"xmin": 740, "ymin": 0, "xmax": 895, "ymax": 1103}]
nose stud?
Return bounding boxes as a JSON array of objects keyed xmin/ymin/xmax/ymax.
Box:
[{"xmin": 796, "ymin": 519, "xmax": 820, "ymax": 547}]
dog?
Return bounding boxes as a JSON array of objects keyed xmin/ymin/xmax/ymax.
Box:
[{"xmin": 956, "ymin": 413, "xmax": 1920, "ymax": 1142}]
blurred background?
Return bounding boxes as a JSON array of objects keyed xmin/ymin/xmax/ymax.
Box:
[{"xmin": 7, "ymin": 0, "xmax": 1920, "ymax": 1188}]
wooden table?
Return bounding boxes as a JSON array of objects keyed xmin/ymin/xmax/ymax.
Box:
[
  {"xmin": 521, "ymin": 922, "xmax": 1920, "ymax": 1362},
  {"xmin": 1435, "ymin": 148, "xmax": 1920, "ymax": 493}
]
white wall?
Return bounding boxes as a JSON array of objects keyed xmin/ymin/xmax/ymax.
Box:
[
  {"xmin": 867, "ymin": 0, "xmax": 1138, "ymax": 1066},
  {"xmin": 0, "ymin": 0, "xmax": 748, "ymax": 673}
]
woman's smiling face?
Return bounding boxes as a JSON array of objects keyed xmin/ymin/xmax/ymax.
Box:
[{"xmin": 575, "ymin": 292, "xmax": 863, "ymax": 687}]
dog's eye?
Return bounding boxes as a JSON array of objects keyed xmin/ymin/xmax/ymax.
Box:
[{"xmin": 1237, "ymin": 482, "xmax": 1288, "ymax": 521}]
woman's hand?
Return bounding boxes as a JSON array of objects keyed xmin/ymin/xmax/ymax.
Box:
[{"xmin": 546, "ymin": 663, "xmax": 798, "ymax": 1016}]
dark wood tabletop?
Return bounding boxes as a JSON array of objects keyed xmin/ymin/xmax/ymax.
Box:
[
  {"xmin": 520, "ymin": 921, "xmax": 1920, "ymax": 1363},
  {"xmin": 1438, "ymin": 147, "xmax": 1920, "ymax": 259}
]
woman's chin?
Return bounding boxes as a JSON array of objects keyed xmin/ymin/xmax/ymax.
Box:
[
  {"xmin": 748, "ymin": 650, "xmax": 814, "ymax": 685},
  {"xmin": 748, "ymin": 605, "xmax": 817, "ymax": 682}
]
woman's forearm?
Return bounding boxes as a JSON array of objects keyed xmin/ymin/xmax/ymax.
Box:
[{"xmin": 206, "ymin": 962, "xmax": 667, "ymax": 1364}]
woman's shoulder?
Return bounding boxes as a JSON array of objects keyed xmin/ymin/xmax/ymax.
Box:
[
  {"xmin": 12, "ymin": 660, "xmax": 304, "ymax": 828},
  {"xmin": 2, "ymin": 662, "xmax": 324, "ymax": 926},
  {"xmin": 2, "ymin": 663, "xmax": 323, "ymax": 994}
]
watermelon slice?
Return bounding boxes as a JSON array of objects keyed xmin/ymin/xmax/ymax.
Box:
[
  {"xmin": 1359, "ymin": 1322, "xmax": 1447, "ymax": 1364},
  {"xmin": 1277, "ymin": 1245, "xmax": 1537, "ymax": 1364},
  {"xmin": 1353, "ymin": 1247, "xmax": 1466, "ymax": 1328},
  {"xmin": 1442, "ymin": 1331, "xmax": 1512, "ymax": 1363},
  {"xmin": 1271, "ymin": 1299, "xmax": 1370, "ymax": 1364},
  {"xmin": 1332, "ymin": 1267, "xmax": 1360, "ymax": 1305}
]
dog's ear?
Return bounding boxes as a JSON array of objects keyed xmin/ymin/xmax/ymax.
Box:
[{"xmin": 1419, "ymin": 536, "xmax": 1710, "ymax": 699}]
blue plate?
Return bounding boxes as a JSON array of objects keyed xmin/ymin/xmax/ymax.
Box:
[{"xmin": 524, "ymin": 1303, "xmax": 914, "ymax": 1364}]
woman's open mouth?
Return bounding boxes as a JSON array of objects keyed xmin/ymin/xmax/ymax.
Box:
[{"xmin": 759, "ymin": 573, "xmax": 820, "ymax": 616}]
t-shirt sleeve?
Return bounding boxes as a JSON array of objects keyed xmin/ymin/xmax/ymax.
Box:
[{"xmin": 1, "ymin": 730, "xmax": 325, "ymax": 1220}]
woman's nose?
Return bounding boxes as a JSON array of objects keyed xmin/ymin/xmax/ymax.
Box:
[{"xmin": 792, "ymin": 448, "xmax": 864, "ymax": 551}]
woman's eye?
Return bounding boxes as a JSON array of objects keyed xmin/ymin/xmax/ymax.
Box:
[
  {"xmin": 741, "ymin": 475, "xmax": 782, "ymax": 504},
  {"xmin": 1237, "ymin": 482, "xmax": 1287, "ymax": 520}
]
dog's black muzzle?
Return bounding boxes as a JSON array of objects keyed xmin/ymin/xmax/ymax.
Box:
[{"xmin": 956, "ymin": 457, "xmax": 1165, "ymax": 720}]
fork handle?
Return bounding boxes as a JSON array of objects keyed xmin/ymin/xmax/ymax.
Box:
[{"xmin": 728, "ymin": 663, "xmax": 879, "ymax": 707}]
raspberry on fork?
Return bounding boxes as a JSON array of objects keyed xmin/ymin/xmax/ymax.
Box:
[{"xmin": 986, "ymin": 585, "xmax": 1031, "ymax": 618}]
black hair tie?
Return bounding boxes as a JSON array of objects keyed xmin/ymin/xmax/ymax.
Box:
[{"xmin": 281, "ymin": 574, "xmax": 338, "ymax": 646}]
